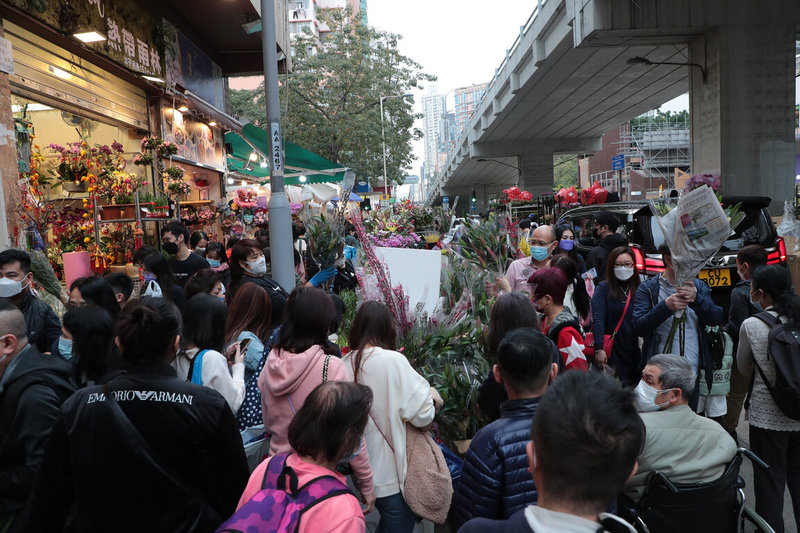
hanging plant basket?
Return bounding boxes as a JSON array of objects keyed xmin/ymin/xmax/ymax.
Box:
[{"xmin": 62, "ymin": 181, "xmax": 87, "ymax": 193}]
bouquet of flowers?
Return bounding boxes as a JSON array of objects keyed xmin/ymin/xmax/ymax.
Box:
[
  {"xmin": 650, "ymin": 177, "xmax": 744, "ymax": 354},
  {"xmin": 253, "ymin": 209, "xmax": 269, "ymax": 228},
  {"xmin": 156, "ymin": 141, "xmax": 179, "ymax": 157},
  {"xmin": 180, "ymin": 206, "xmax": 198, "ymax": 224},
  {"xmin": 167, "ymin": 179, "xmax": 192, "ymax": 197},
  {"xmin": 197, "ymin": 206, "xmax": 217, "ymax": 223},
  {"xmin": 236, "ymin": 188, "xmax": 258, "ymax": 209},
  {"xmin": 290, "ymin": 202, "xmax": 304, "ymax": 215},
  {"xmin": 133, "ymin": 152, "xmax": 154, "ymax": 166}
]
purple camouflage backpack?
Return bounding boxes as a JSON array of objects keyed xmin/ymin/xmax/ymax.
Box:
[{"xmin": 216, "ymin": 453, "xmax": 353, "ymax": 533}]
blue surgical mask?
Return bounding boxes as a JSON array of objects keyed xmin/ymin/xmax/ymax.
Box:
[
  {"xmin": 143, "ymin": 272, "xmax": 156, "ymax": 283},
  {"xmin": 58, "ymin": 337, "xmax": 73, "ymax": 361},
  {"xmin": 558, "ymin": 239, "xmax": 574, "ymax": 251},
  {"xmin": 207, "ymin": 258, "xmax": 221, "ymax": 268},
  {"xmin": 531, "ymin": 245, "xmax": 551, "ymax": 262}
]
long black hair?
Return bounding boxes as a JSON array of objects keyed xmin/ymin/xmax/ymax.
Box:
[
  {"xmin": 751, "ymin": 265, "xmax": 800, "ymax": 326},
  {"xmin": 550, "ymin": 254, "xmax": 591, "ymax": 320},
  {"xmin": 69, "ymin": 277, "xmax": 120, "ymax": 317},
  {"xmin": 63, "ymin": 305, "xmax": 117, "ymax": 382},
  {"xmin": 181, "ymin": 293, "xmax": 228, "ymax": 354},
  {"xmin": 487, "ymin": 293, "xmax": 540, "ymax": 355},
  {"xmin": 143, "ymin": 253, "xmax": 175, "ymax": 295},
  {"xmin": 275, "ymin": 286, "xmax": 337, "ymax": 355},
  {"xmin": 348, "ymin": 301, "xmax": 398, "ymax": 382}
]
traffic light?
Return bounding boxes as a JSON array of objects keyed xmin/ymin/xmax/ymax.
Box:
[
  {"xmin": 363, "ymin": 198, "xmax": 372, "ymax": 211},
  {"xmin": 471, "ymin": 188, "xmax": 477, "ymax": 212}
]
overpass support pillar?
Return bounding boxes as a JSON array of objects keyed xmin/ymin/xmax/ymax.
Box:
[
  {"xmin": 518, "ymin": 151, "xmax": 553, "ymax": 198},
  {"xmin": 689, "ymin": 14, "xmax": 795, "ymax": 209}
]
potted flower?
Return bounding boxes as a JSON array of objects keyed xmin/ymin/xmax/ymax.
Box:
[
  {"xmin": 167, "ymin": 179, "xmax": 192, "ymax": 199},
  {"xmin": 47, "ymin": 142, "xmax": 90, "ymax": 192}
]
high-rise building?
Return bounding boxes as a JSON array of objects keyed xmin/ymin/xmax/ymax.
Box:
[
  {"xmin": 288, "ymin": 0, "xmax": 366, "ymax": 53},
  {"xmin": 453, "ymin": 83, "xmax": 487, "ymax": 139},
  {"xmin": 422, "ymin": 87, "xmax": 445, "ymax": 181}
]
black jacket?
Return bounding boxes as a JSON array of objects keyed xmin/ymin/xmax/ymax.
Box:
[
  {"xmin": 20, "ymin": 366, "xmax": 249, "ymax": 533},
  {"xmin": 585, "ymin": 234, "xmax": 627, "ymax": 282},
  {"xmin": 0, "ymin": 345, "xmax": 75, "ymax": 516},
  {"xmin": 238, "ymin": 275, "xmax": 289, "ymax": 326},
  {"xmin": 452, "ymin": 397, "xmax": 541, "ymax": 528},
  {"xmin": 15, "ymin": 290, "xmax": 61, "ymax": 354}
]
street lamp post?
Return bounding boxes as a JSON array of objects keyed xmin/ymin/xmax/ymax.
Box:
[{"xmin": 380, "ymin": 93, "xmax": 412, "ymax": 202}]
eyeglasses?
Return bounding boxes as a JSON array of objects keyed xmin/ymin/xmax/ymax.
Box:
[
  {"xmin": 614, "ymin": 262, "xmax": 634, "ymax": 268},
  {"xmin": 529, "ymin": 240, "xmax": 553, "ymax": 247}
]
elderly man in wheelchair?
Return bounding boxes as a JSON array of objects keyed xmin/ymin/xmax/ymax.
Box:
[{"xmin": 619, "ymin": 353, "xmax": 774, "ymax": 533}]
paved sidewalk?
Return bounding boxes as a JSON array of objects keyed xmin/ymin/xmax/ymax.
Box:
[{"xmin": 735, "ymin": 412, "xmax": 796, "ymax": 533}]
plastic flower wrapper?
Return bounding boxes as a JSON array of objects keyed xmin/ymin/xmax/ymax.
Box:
[
  {"xmin": 304, "ymin": 212, "xmax": 344, "ymax": 270},
  {"xmin": 649, "ymin": 184, "xmax": 738, "ymax": 354}
]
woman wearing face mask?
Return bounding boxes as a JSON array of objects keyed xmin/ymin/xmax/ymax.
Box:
[
  {"xmin": 141, "ymin": 253, "xmax": 187, "ymax": 311},
  {"xmin": 229, "ymin": 239, "xmax": 288, "ymax": 326},
  {"xmin": 552, "ymin": 225, "xmax": 586, "ymax": 273},
  {"xmin": 528, "ymin": 267, "xmax": 589, "ymax": 372},
  {"xmin": 737, "ymin": 264, "xmax": 800, "ymax": 533},
  {"xmin": 343, "ymin": 301, "xmax": 438, "ymax": 533},
  {"xmin": 590, "ymin": 246, "xmax": 641, "ymax": 386},
  {"xmin": 189, "ymin": 231, "xmax": 209, "ymax": 257},
  {"xmin": 59, "ymin": 305, "xmax": 118, "ymax": 386}
]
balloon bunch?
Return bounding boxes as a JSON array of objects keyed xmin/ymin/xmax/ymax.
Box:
[
  {"xmin": 579, "ymin": 181, "xmax": 609, "ymax": 206},
  {"xmin": 555, "ymin": 186, "xmax": 579, "ymax": 207},
  {"xmin": 501, "ymin": 186, "xmax": 533, "ymax": 204}
]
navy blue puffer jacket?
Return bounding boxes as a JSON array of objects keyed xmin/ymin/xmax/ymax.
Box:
[{"xmin": 452, "ymin": 397, "xmax": 540, "ymax": 528}]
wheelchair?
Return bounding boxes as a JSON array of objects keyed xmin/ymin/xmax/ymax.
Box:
[{"xmin": 621, "ymin": 448, "xmax": 776, "ymax": 533}]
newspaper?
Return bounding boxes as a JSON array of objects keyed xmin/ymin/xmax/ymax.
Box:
[{"xmin": 653, "ymin": 185, "xmax": 731, "ymax": 287}]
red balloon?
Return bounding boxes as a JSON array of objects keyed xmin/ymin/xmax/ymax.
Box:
[{"xmin": 521, "ymin": 191, "xmax": 533, "ymax": 201}]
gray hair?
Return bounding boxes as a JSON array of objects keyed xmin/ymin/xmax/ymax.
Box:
[{"xmin": 648, "ymin": 354, "xmax": 695, "ymax": 399}]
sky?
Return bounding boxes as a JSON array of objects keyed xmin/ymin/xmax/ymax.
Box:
[{"xmin": 366, "ymin": 0, "xmax": 690, "ymax": 197}]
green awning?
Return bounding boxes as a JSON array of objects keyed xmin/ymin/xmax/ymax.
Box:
[{"xmin": 225, "ymin": 124, "xmax": 347, "ymax": 186}]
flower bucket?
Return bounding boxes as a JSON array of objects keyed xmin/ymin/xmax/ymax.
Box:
[
  {"xmin": 62, "ymin": 181, "xmax": 87, "ymax": 193},
  {"xmin": 62, "ymin": 251, "xmax": 91, "ymax": 289}
]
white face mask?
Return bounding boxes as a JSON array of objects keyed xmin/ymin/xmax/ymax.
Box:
[
  {"xmin": 0, "ymin": 277, "xmax": 23, "ymax": 298},
  {"xmin": 245, "ymin": 256, "xmax": 267, "ymax": 276},
  {"xmin": 634, "ymin": 380, "xmax": 672, "ymax": 412},
  {"xmin": 614, "ymin": 266, "xmax": 634, "ymax": 281}
]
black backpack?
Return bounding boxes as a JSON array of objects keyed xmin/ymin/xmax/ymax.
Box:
[{"xmin": 751, "ymin": 312, "xmax": 800, "ymax": 420}]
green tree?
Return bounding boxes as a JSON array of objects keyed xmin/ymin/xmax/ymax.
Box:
[
  {"xmin": 229, "ymin": 88, "xmax": 265, "ymax": 125},
  {"xmin": 281, "ymin": 9, "xmax": 434, "ymax": 186},
  {"xmin": 553, "ymin": 154, "xmax": 578, "ymax": 190}
]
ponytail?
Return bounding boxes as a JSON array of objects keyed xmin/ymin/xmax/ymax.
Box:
[
  {"xmin": 117, "ymin": 297, "xmax": 181, "ymax": 366},
  {"xmin": 751, "ymin": 265, "xmax": 800, "ymax": 326}
]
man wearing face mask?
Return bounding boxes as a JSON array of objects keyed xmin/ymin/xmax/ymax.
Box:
[
  {"xmin": 632, "ymin": 244, "xmax": 722, "ymax": 410},
  {"xmin": 160, "ymin": 222, "xmax": 208, "ymax": 288},
  {"xmin": 502, "ymin": 225, "xmax": 558, "ymax": 294},
  {"xmin": 585, "ymin": 211, "xmax": 626, "ymax": 283},
  {"xmin": 0, "ymin": 300, "xmax": 75, "ymax": 530},
  {"xmin": 0, "ymin": 250, "xmax": 61, "ymax": 354},
  {"xmin": 622, "ymin": 354, "xmax": 736, "ymax": 503}
]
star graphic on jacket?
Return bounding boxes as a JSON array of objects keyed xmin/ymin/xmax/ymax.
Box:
[{"xmin": 560, "ymin": 336, "xmax": 586, "ymax": 367}]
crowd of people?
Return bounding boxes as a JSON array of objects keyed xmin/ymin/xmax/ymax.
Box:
[{"xmin": 0, "ymin": 212, "xmax": 797, "ymax": 533}]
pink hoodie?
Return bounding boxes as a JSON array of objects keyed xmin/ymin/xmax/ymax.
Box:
[
  {"xmin": 258, "ymin": 345, "xmax": 374, "ymax": 495},
  {"xmin": 237, "ymin": 454, "xmax": 365, "ymax": 533}
]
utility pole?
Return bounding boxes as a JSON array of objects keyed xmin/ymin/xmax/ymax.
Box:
[{"xmin": 261, "ymin": 0, "xmax": 294, "ymax": 291}]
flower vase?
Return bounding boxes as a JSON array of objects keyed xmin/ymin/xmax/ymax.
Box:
[
  {"xmin": 62, "ymin": 181, "xmax": 87, "ymax": 193},
  {"xmin": 61, "ymin": 251, "xmax": 91, "ymax": 289}
]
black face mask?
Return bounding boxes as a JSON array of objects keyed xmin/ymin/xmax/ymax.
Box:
[
  {"xmin": 592, "ymin": 228, "xmax": 600, "ymax": 240},
  {"xmin": 162, "ymin": 241, "xmax": 179, "ymax": 255}
]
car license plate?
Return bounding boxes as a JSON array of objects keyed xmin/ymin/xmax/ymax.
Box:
[{"xmin": 699, "ymin": 269, "xmax": 731, "ymax": 288}]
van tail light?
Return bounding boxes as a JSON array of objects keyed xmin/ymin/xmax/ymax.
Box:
[
  {"xmin": 631, "ymin": 245, "xmax": 665, "ymax": 275},
  {"xmin": 767, "ymin": 237, "xmax": 787, "ymax": 265},
  {"xmin": 632, "ymin": 246, "xmax": 645, "ymax": 273}
]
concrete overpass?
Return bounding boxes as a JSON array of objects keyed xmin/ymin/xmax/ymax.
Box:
[{"xmin": 426, "ymin": 0, "xmax": 800, "ymax": 212}]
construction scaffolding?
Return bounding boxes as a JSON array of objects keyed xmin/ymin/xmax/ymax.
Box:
[
  {"xmin": 590, "ymin": 113, "xmax": 691, "ymax": 197},
  {"xmin": 618, "ymin": 113, "xmax": 690, "ymax": 191}
]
